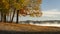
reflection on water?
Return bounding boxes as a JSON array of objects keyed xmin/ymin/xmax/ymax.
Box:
[
  {"xmin": 30, "ymin": 23, "xmax": 60, "ymax": 27},
  {"xmin": 19, "ymin": 20, "xmax": 60, "ymax": 27}
]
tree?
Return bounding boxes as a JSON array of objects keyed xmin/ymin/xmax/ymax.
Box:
[
  {"xmin": 15, "ymin": 0, "xmax": 42, "ymax": 23},
  {"xmin": 0, "ymin": 0, "xmax": 42, "ymax": 23},
  {"xmin": 8, "ymin": 0, "xmax": 17, "ymax": 22},
  {"xmin": 11, "ymin": 0, "xmax": 30, "ymax": 23},
  {"xmin": 23, "ymin": 0, "xmax": 42, "ymax": 17},
  {"xmin": 0, "ymin": 0, "xmax": 10, "ymax": 22}
]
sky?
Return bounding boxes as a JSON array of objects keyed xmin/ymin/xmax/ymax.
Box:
[
  {"xmin": 41, "ymin": 0, "xmax": 60, "ymax": 11},
  {"xmin": 13, "ymin": 0, "xmax": 60, "ymax": 21}
]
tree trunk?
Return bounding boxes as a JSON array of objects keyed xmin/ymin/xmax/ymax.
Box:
[
  {"xmin": 3, "ymin": 14, "xmax": 6, "ymax": 22},
  {"xmin": 1, "ymin": 11, "xmax": 3, "ymax": 22},
  {"xmin": 16, "ymin": 10, "xmax": 19, "ymax": 24},
  {"xmin": 11, "ymin": 9, "xmax": 16, "ymax": 22},
  {"xmin": 0, "ymin": 10, "xmax": 6, "ymax": 22},
  {"xmin": 0, "ymin": 12, "xmax": 1, "ymax": 22},
  {"xmin": 1, "ymin": 13, "xmax": 6, "ymax": 22},
  {"xmin": 10, "ymin": 13, "xmax": 11, "ymax": 22}
]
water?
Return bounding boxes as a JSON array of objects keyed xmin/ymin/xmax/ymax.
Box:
[{"xmin": 30, "ymin": 23, "xmax": 60, "ymax": 27}]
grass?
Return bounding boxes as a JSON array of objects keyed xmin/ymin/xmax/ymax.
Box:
[{"xmin": 0, "ymin": 22, "xmax": 60, "ymax": 32}]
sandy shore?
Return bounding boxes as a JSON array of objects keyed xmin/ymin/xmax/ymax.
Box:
[{"xmin": 0, "ymin": 23, "xmax": 60, "ymax": 32}]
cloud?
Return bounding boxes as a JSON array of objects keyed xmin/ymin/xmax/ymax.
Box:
[{"xmin": 42, "ymin": 9, "xmax": 60, "ymax": 17}]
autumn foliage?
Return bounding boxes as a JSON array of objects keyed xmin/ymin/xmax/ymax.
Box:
[{"xmin": 0, "ymin": 0, "xmax": 42, "ymax": 23}]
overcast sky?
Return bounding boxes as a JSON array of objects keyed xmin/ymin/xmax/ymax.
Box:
[{"xmin": 13, "ymin": 0, "xmax": 60, "ymax": 21}]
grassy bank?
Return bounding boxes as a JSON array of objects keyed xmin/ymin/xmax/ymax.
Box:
[{"xmin": 0, "ymin": 22, "xmax": 60, "ymax": 32}]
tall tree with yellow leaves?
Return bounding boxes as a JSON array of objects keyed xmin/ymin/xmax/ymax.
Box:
[
  {"xmin": 9, "ymin": 0, "xmax": 30, "ymax": 23},
  {"xmin": 0, "ymin": 0, "xmax": 10, "ymax": 22}
]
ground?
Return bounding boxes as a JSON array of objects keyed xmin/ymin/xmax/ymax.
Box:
[{"xmin": 0, "ymin": 22, "xmax": 60, "ymax": 32}]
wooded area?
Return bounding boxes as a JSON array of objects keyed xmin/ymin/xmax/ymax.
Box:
[{"xmin": 0, "ymin": 0, "xmax": 42, "ymax": 23}]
